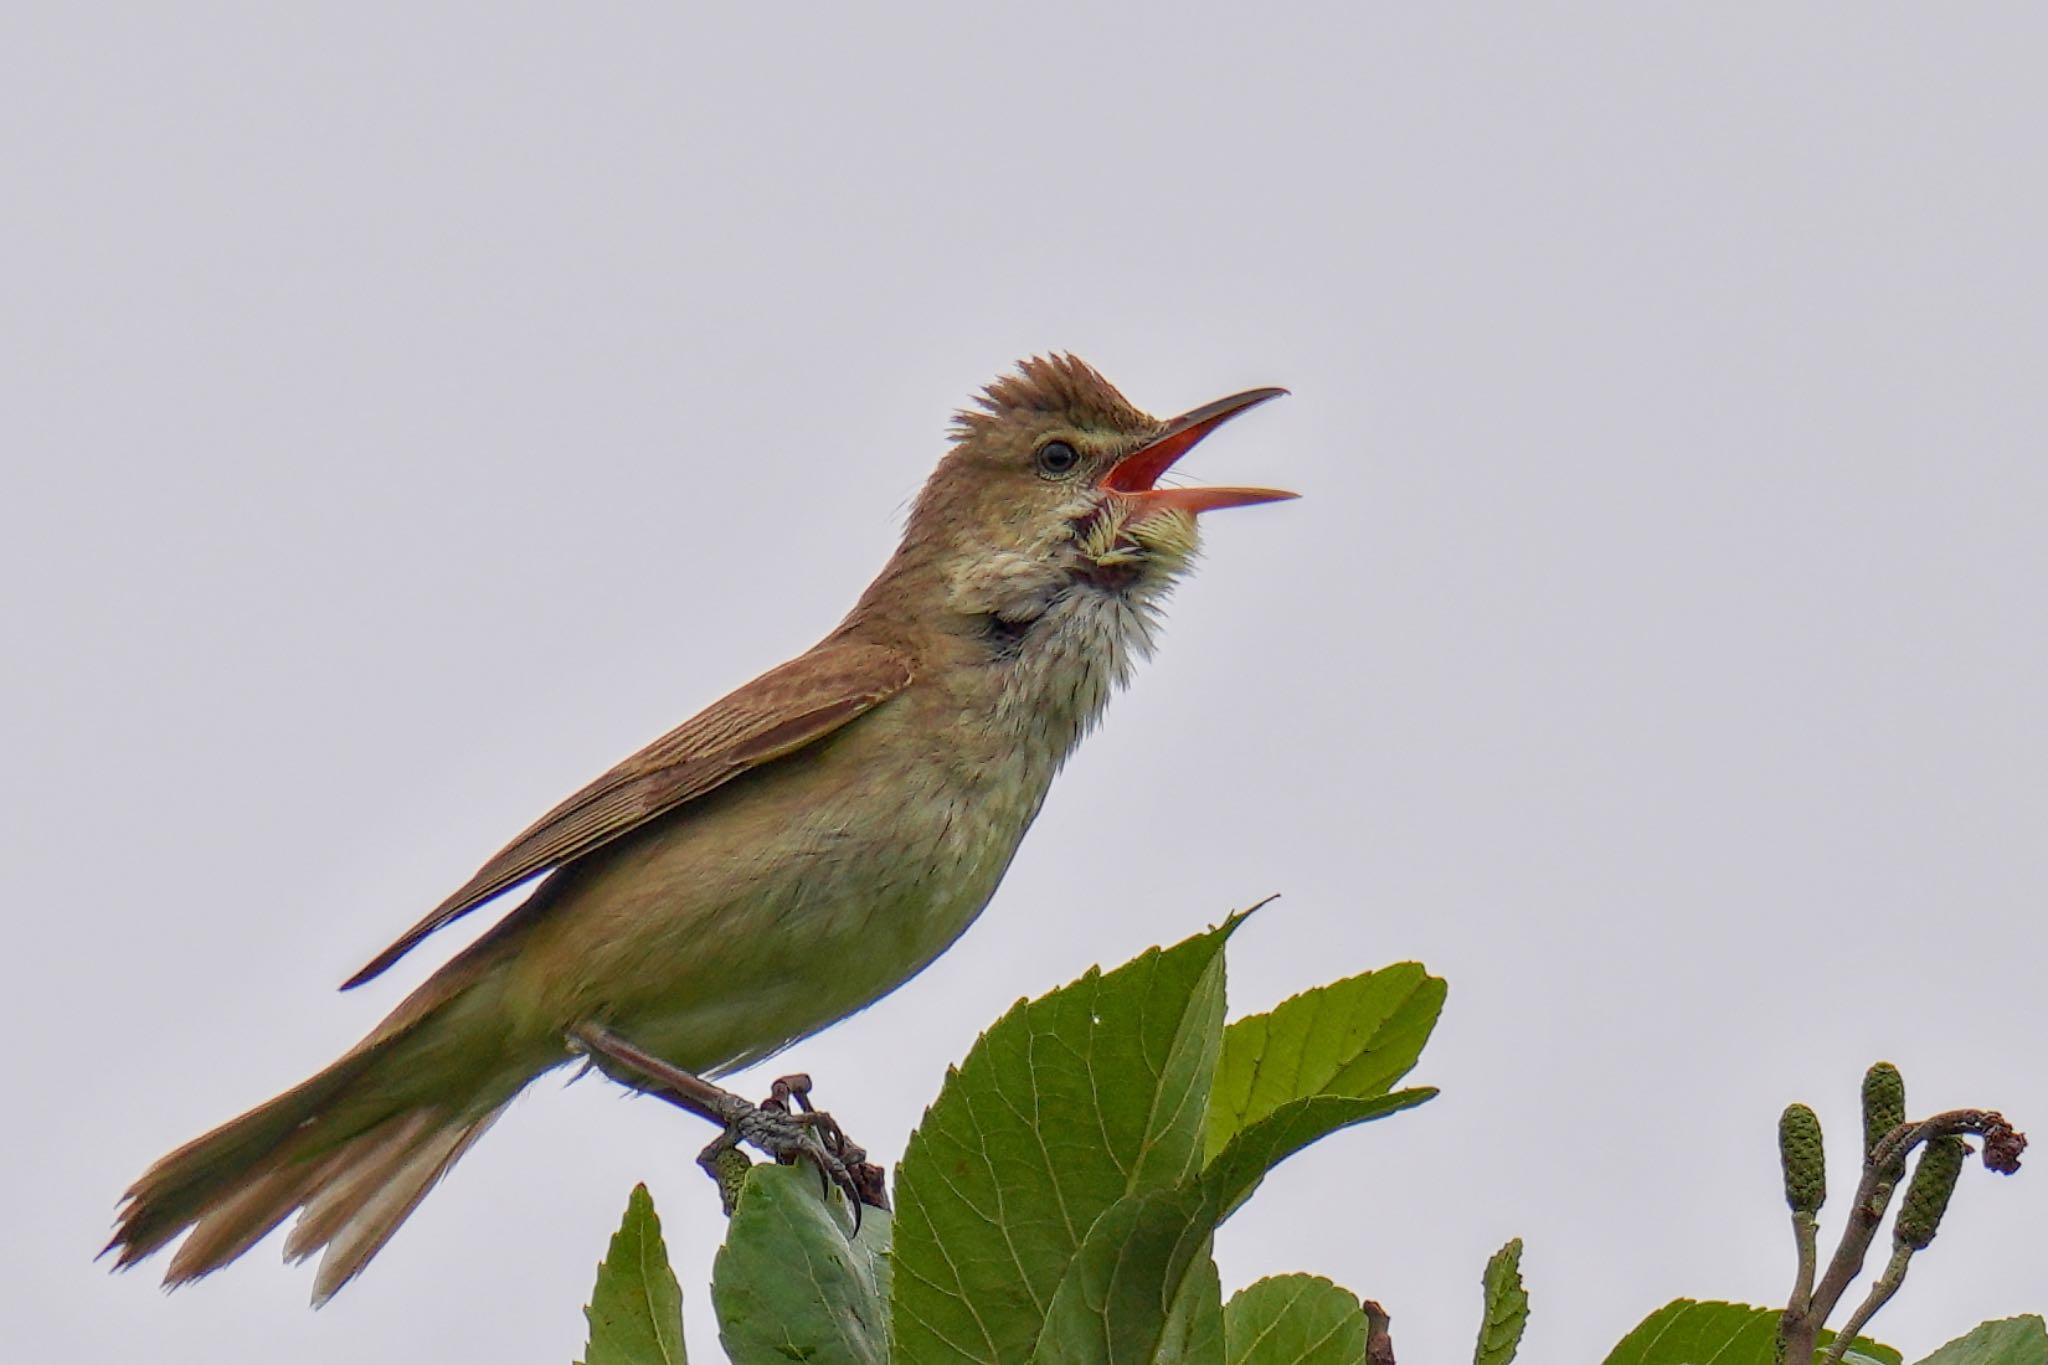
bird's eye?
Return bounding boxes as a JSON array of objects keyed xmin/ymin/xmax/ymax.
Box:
[{"xmin": 1035, "ymin": 440, "xmax": 1081, "ymax": 479}]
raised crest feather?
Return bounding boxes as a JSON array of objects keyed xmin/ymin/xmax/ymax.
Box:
[{"xmin": 951, "ymin": 353, "xmax": 1151, "ymax": 441}]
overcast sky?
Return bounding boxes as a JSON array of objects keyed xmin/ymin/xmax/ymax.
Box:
[{"xmin": 5, "ymin": 6, "xmax": 2043, "ymax": 1363}]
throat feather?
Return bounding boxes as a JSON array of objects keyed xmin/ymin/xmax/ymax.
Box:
[{"xmin": 992, "ymin": 586, "xmax": 1162, "ymax": 769}]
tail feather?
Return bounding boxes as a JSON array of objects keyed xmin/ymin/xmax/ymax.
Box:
[
  {"xmin": 108, "ymin": 1045, "xmax": 389, "ymax": 1270},
  {"xmin": 162, "ymin": 1152, "xmax": 339, "ymax": 1285},
  {"xmin": 108, "ymin": 988, "xmax": 534, "ymax": 1299},
  {"xmin": 283, "ymin": 1112, "xmax": 435, "ymax": 1262},
  {"xmin": 301, "ymin": 1106, "xmax": 505, "ymax": 1305}
]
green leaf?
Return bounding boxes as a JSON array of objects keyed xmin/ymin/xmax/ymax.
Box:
[
  {"xmin": 1914, "ymin": 1317, "xmax": 2048, "ymax": 1365},
  {"xmin": 1473, "ymin": 1238, "xmax": 1528, "ymax": 1365},
  {"xmin": 891, "ymin": 921, "xmax": 1237, "ymax": 1364},
  {"xmin": 1161, "ymin": 1248, "xmax": 1226, "ymax": 1365},
  {"xmin": 711, "ymin": 1165, "xmax": 893, "ymax": 1365},
  {"xmin": 890, "ymin": 922, "xmax": 1439, "ymax": 1365},
  {"xmin": 1602, "ymin": 1300, "xmax": 1900, "ymax": 1365},
  {"xmin": 1207, "ymin": 964, "xmax": 1445, "ymax": 1161},
  {"xmin": 1221, "ymin": 1275, "xmax": 1368, "ymax": 1364},
  {"xmin": 1021, "ymin": 1082, "xmax": 1434, "ymax": 1365},
  {"xmin": 580, "ymin": 1183, "xmax": 686, "ymax": 1365},
  {"xmin": 1027, "ymin": 1186, "xmax": 1219, "ymax": 1365},
  {"xmin": 1601, "ymin": 1300, "xmax": 1777, "ymax": 1365},
  {"xmin": 1203, "ymin": 1090, "xmax": 1438, "ymax": 1218}
]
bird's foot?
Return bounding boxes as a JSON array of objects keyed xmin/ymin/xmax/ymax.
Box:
[
  {"xmin": 695, "ymin": 1073, "xmax": 889, "ymax": 1226},
  {"xmin": 754, "ymin": 1074, "xmax": 890, "ymax": 1215},
  {"xmin": 567, "ymin": 1025, "xmax": 887, "ymax": 1228},
  {"xmin": 696, "ymin": 1084, "xmax": 859, "ymax": 1223}
]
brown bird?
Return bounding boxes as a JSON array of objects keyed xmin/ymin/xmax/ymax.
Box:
[{"xmin": 108, "ymin": 354, "xmax": 1291, "ymax": 1302}]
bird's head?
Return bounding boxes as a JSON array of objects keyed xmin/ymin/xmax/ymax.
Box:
[{"xmin": 907, "ymin": 355, "xmax": 1292, "ymax": 627}]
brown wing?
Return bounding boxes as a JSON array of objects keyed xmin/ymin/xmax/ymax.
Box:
[{"xmin": 340, "ymin": 640, "xmax": 914, "ymax": 989}]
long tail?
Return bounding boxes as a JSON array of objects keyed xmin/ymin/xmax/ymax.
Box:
[{"xmin": 107, "ymin": 981, "xmax": 542, "ymax": 1303}]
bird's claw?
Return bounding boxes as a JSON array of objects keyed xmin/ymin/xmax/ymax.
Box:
[
  {"xmin": 704, "ymin": 1104, "xmax": 842, "ymax": 1194},
  {"xmin": 708, "ymin": 1073, "xmax": 881, "ymax": 1232},
  {"xmin": 762, "ymin": 1073, "xmax": 890, "ymax": 1215}
]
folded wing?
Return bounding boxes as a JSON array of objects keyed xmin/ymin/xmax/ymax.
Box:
[{"xmin": 341, "ymin": 640, "xmax": 915, "ymax": 989}]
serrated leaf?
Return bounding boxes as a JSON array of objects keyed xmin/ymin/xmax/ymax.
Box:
[
  {"xmin": 1027, "ymin": 1185, "xmax": 1219, "ymax": 1365},
  {"xmin": 1207, "ymin": 964, "xmax": 1445, "ymax": 1161},
  {"xmin": 1914, "ymin": 1317, "xmax": 2048, "ymax": 1365},
  {"xmin": 1204, "ymin": 1089, "xmax": 1438, "ymax": 1218},
  {"xmin": 1602, "ymin": 1300, "xmax": 1776, "ymax": 1365},
  {"xmin": 1474, "ymin": 1238, "xmax": 1528, "ymax": 1365},
  {"xmin": 1602, "ymin": 1299, "xmax": 1900, "ymax": 1365},
  {"xmin": 1018, "ymin": 1085, "xmax": 1434, "ymax": 1364},
  {"xmin": 891, "ymin": 921, "xmax": 1237, "ymax": 1365},
  {"xmin": 1222, "ymin": 1275, "xmax": 1368, "ymax": 1364},
  {"xmin": 580, "ymin": 1183, "xmax": 686, "ymax": 1365},
  {"xmin": 711, "ymin": 1164, "xmax": 893, "ymax": 1365}
]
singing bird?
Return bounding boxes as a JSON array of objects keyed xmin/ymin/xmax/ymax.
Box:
[{"xmin": 108, "ymin": 354, "xmax": 1291, "ymax": 1302}]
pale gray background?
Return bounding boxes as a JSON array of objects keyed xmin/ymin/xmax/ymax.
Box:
[{"xmin": 4, "ymin": 5, "xmax": 2043, "ymax": 1362}]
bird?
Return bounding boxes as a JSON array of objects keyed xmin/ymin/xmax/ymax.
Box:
[{"xmin": 107, "ymin": 353, "xmax": 1292, "ymax": 1303}]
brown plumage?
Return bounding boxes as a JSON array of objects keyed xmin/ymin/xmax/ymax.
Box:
[
  {"xmin": 107, "ymin": 355, "xmax": 1290, "ymax": 1302},
  {"xmin": 343, "ymin": 642, "xmax": 916, "ymax": 990}
]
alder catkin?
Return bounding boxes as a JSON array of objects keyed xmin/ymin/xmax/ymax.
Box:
[
  {"xmin": 1895, "ymin": 1135, "xmax": 1967, "ymax": 1250},
  {"xmin": 1861, "ymin": 1062, "xmax": 1907, "ymax": 1177},
  {"xmin": 1779, "ymin": 1103, "xmax": 1827, "ymax": 1214}
]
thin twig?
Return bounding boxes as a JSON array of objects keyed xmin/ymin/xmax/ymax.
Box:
[
  {"xmin": 1362, "ymin": 1300, "xmax": 1395, "ymax": 1365},
  {"xmin": 1788, "ymin": 1210, "xmax": 1819, "ymax": 1312},
  {"xmin": 1778, "ymin": 1208, "xmax": 1820, "ymax": 1354},
  {"xmin": 1819, "ymin": 1247, "xmax": 1913, "ymax": 1365}
]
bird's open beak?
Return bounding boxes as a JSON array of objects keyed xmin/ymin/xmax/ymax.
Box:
[{"xmin": 1100, "ymin": 386, "xmax": 1296, "ymax": 514}]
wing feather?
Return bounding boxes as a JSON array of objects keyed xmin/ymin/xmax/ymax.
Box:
[{"xmin": 340, "ymin": 640, "xmax": 914, "ymax": 989}]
